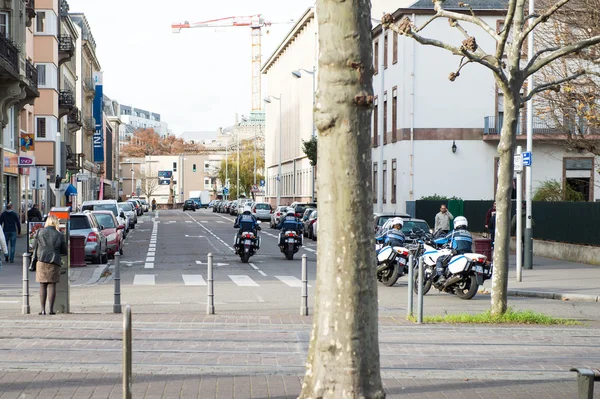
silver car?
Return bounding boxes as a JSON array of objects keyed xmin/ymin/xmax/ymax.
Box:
[
  {"xmin": 70, "ymin": 212, "xmax": 108, "ymax": 264},
  {"xmin": 270, "ymin": 206, "xmax": 293, "ymax": 228},
  {"xmin": 252, "ymin": 202, "xmax": 272, "ymax": 221},
  {"xmin": 118, "ymin": 202, "xmax": 137, "ymax": 229}
]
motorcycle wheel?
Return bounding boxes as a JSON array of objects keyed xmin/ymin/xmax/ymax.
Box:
[
  {"xmin": 241, "ymin": 250, "xmax": 251, "ymax": 263},
  {"xmin": 285, "ymin": 251, "xmax": 294, "ymax": 260},
  {"xmin": 454, "ymin": 274, "xmax": 479, "ymax": 300},
  {"xmin": 413, "ymin": 268, "xmax": 433, "ymax": 295},
  {"xmin": 379, "ymin": 264, "xmax": 400, "ymax": 287}
]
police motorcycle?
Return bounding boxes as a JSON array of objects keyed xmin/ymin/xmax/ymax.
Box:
[
  {"xmin": 233, "ymin": 208, "xmax": 262, "ymax": 263},
  {"xmin": 418, "ymin": 221, "xmax": 493, "ymax": 300},
  {"xmin": 375, "ymin": 218, "xmax": 412, "ymax": 287},
  {"xmin": 276, "ymin": 211, "xmax": 303, "ymax": 260}
]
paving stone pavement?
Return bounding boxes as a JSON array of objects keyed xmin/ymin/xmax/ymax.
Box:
[{"xmin": 0, "ymin": 313, "xmax": 598, "ymax": 398}]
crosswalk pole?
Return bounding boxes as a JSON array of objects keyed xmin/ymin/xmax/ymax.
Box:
[
  {"xmin": 407, "ymin": 254, "xmax": 414, "ymax": 318},
  {"xmin": 22, "ymin": 253, "xmax": 31, "ymax": 315},
  {"xmin": 207, "ymin": 253, "xmax": 215, "ymax": 315},
  {"xmin": 114, "ymin": 253, "xmax": 121, "ymax": 314},
  {"xmin": 123, "ymin": 305, "xmax": 132, "ymax": 399},
  {"xmin": 301, "ymin": 254, "xmax": 308, "ymax": 316},
  {"xmin": 417, "ymin": 257, "xmax": 424, "ymax": 324}
]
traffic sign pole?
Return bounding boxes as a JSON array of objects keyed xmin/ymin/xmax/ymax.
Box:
[
  {"xmin": 515, "ymin": 146, "xmax": 523, "ymax": 282},
  {"xmin": 522, "ymin": 151, "xmax": 533, "ymax": 270}
]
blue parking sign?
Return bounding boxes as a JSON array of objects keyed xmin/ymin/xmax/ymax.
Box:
[
  {"xmin": 522, "ymin": 151, "xmax": 532, "ymax": 166},
  {"xmin": 260, "ymin": 180, "xmax": 265, "ymax": 187}
]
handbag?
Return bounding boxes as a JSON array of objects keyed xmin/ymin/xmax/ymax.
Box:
[{"xmin": 29, "ymin": 255, "xmax": 37, "ymax": 272}]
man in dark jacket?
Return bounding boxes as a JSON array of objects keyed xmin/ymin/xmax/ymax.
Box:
[
  {"xmin": 485, "ymin": 202, "xmax": 496, "ymax": 244},
  {"xmin": 0, "ymin": 203, "xmax": 21, "ymax": 263},
  {"xmin": 27, "ymin": 204, "xmax": 43, "ymax": 222}
]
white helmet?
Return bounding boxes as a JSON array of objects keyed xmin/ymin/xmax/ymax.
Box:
[
  {"xmin": 391, "ymin": 217, "xmax": 404, "ymax": 228},
  {"xmin": 243, "ymin": 205, "xmax": 252, "ymax": 213},
  {"xmin": 454, "ymin": 216, "xmax": 468, "ymax": 229}
]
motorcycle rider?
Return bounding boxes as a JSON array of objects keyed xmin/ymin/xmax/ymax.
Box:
[
  {"xmin": 433, "ymin": 216, "xmax": 473, "ymax": 284},
  {"xmin": 233, "ymin": 205, "xmax": 260, "ymax": 253},
  {"xmin": 276, "ymin": 210, "xmax": 303, "ymax": 248},
  {"xmin": 383, "ymin": 217, "xmax": 406, "ymax": 247}
]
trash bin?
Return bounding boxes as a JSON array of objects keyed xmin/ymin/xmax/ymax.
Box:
[
  {"xmin": 70, "ymin": 235, "xmax": 86, "ymax": 267},
  {"xmin": 474, "ymin": 238, "xmax": 493, "ymax": 259}
]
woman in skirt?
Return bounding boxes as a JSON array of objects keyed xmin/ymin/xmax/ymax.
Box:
[{"xmin": 32, "ymin": 214, "xmax": 67, "ymax": 315}]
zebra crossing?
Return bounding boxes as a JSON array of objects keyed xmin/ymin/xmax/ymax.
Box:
[{"xmin": 130, "ymin": 274, "xmax": 311, "ymax": 287}]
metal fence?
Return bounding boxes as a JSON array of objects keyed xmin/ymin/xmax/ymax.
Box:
[{"xmin": 414, "ymin": 200, "xmax": 599, "ymax": 246}]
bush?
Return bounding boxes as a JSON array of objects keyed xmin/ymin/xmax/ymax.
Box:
[
  {"xmin": 533, "ymin": 179, "xmax": 585, "ymax": 202},
  {"xmin": 419, "ymin": 194, "xmax": 463, "ymax": 201}
]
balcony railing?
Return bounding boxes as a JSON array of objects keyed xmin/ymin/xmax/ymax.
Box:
[
  {"xmin": 58, "ymin": 35, "xmax": 75, "ymax": 54},
  {"xmin": 59, "ymin": 90, "xmax": 75, "ymax": 108},
  {"xmin": 25, "ymin": 59, "xmax": 37, "ymax": 88},
  {"xmin": 83, "ymin": 77, "xmax": 95, "ymax": 93},
  {"xmin": 59, "ymin": 0, "xmax": 70, "ymax": 16},
  {"xmin": 25, "ymin": 0, "xmax": 36, "ymax": 19},
  {"xmin": 0, "ymin": 35, "xmax": 18, "ymax": 72},
  {"xmin": 483, "ymin": 115, "xmax": 597, "ymax": 136},
  {"xmin": 68, "ymin": 109, "xmax": 82, "ymax": 126},
  {"xmin": 83, "ymin": 117, "xmax": 96, "ymax": 132}
]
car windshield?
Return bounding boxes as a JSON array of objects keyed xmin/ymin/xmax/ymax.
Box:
[
  {"xmin": 255, "ymin": 204, "xmax": 270, "ymax": 210},
  {"xmin": 95, "ymin": 214, "xmax": 115, "ymax": 228},
  {"xmin": 70, "ymin": 216, "xmax": 90, "ymax": 230},
  {"xmin": 118, "ymin": 203, "xmax": 133, "ymax": 211},
  {"xmin": 82, "ymin": 204, "xmax": 117, "ymax": 216},
  {"xmin": 402, "ymin": 221, "xmax": 429, "ymax": 234}
]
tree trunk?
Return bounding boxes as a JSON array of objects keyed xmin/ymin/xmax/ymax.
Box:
[
  {"xmin": 299, "ymin": 1, "xmax": 385, "ymax": 398},
  {"xmin": 491, "ymin": 85, "xmax": 520, "ymax": 317}
]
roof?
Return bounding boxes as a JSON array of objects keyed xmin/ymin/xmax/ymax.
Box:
[{"xmin": 408, "ymin": 0, "xmax": 507, "ymax": 9}]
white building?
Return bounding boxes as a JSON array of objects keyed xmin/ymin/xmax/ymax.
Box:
[
  {"xmin": 119, "ymin": 104, "xmax": 171, "ymax": 143},
  {"xmin": 262, "ymin": 1, "xmax": 600, "ymax": 213}
]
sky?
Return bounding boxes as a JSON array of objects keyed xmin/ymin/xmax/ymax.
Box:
[{"xmin": 67, "ymin": 0, "xmax": 315, "ymax": 135}]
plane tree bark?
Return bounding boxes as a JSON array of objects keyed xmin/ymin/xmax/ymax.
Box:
[
  {"xmin": 299, "ymin": 0, "xmax": 385, "ymax": 397},
  {"xmin": 383, "ymin": 0, "xmax": 600, "ymax": 316}
]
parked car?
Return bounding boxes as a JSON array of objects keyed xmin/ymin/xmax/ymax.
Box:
[
  {"xmin": 118, "ymin": 202, "xmax": 137, "ymax": 229},
  {"xmin": 127, "ymin": 199, "xmax": 143, "ymax": 216},
  {"xmin": 139, "ymin": 199, "xmax": 149, "ymax": 212},
  {"xmin": 292, "ymin": 202, "xmax": 317, "ymax": 218},
  {"xmin": 252, "ymin": 202, "xmax": 272, "ymax": 221},
  {"xmin": 183, "ymin": 199, "xmax": 196, "ymax": 211},
  {"xmin": 236, "ymin": 199, "xmax": 252, "ymax": 215},
  {"xmin": 92, "ymin": 211, "xmax": 124, "ymax": 259},
  {"xmin": 70, "ymin": 212, "xmax": 108, "ymax": 264},
  {"xmin": 303, "ymin": 209, "xmax": 318, "ymax": 239},
  {"xmin": 212, "ymin": 200, "xmax": 221, "ymax": 212},
  {"xmin": 270, "ymin": 206, "xmax": 294, "ymax": 228},
  {"xmin": 312, "ymin": 218, "xmax": 318, "ymax": 241},
  {"xmin": 229, "ymin": 200, "xmax": 239, "ymax": 216},
  {"xmin": 373, "ymin": 212, "xmax": 412, "ymax": 233},
  {"xmin": 190, "ymin": 197, "xmax": 202, "ymax": 209}
]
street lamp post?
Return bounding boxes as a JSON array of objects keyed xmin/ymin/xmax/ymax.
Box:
[
  {"xmin": 291, "ymin": 67, "xmax": 316, "ymax": 202},
  {"xmin": 264, "ymin": 95, "xmax": 282, "ymax": 207},
  {"xmin": 524, "ymin": 0, "xmax": 535, "ymax": 270}
]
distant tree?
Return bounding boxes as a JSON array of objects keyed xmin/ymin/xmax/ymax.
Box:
[
  {"xmin": 533, "ymin": 179, "xmax": 585, "ymax": 201},
  {"xmin": 137, "ymin": 169, "xmax": 161, "ymax": 200},
  {"xmin": 420, "ymin": 194, "xmax": 463, "ymax": 201},
  {"xmin": 302, "ymin": 136, "xmax": 318, "ymax": 166},
  {"xmin": 121, "ymin": 128, "xmax": 202, "ymax": 157},
  {"xmin": 216, "ymin": 141, "xmax": 265, "ymax": 200}
]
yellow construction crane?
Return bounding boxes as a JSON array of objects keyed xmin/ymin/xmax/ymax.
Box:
[{"xmin": 172, "ymin": 15, "xmax": 293, "ymax": 111}]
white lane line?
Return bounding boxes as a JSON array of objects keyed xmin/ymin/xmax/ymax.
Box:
[
  {"xmin": 133, "ymin": 275, "xmax": 155, "ymax": 285},
  {"xmin": 275, "ymin": 275, "xmax": 312, "ymax": 288},
  {"xmin": 249, "ymin": 263, "xmax": 259, "ymax": 270},
  {"xmin": 258, "ymin": 270, "xmax": 267, "ymax": 277},
  {"xmin": 303, "ymin": 247, "xmax": 316, "ymax": 253},
  {"xmin": 149, "ymin": 244, "xmax": 156, "ymax": 248},
  {"xmin": 144, "ymin": 263, "xmax": 154, "ymax": 269},
  {"xmin": 262, "ymin": 231, "xmax": 278, "ymax": 238},
  {"xmin": 153, "ymin": 301, "xmax": 181, "ymax": 305},
  {"xmin": 185, "ymin": 221, "xmax": 192, "ymax": 223},
  {"xmin": 0, "ymin": 300, "xmax": 18, "ymax": 304},
  {"xmin": 146, "ymin": 257, "xmax": 155, "ymax": 262},
  {"xmin": 229, "ymin": 275, "xmax": 259, "ymax": 287},
  {"xmin": 182, "ymin": 275, "xmax": 207, "ymax": 286},
  {"xmin": 183, "ymin": 213, "xmax": 234, "ymax": 251},
  {"xmin": 148, "ymin": 249, "xmax": 155, "ymax": 253},
  {"xmin": 217, "ymin": 214, "xmax": 236, "ymax": 222}
]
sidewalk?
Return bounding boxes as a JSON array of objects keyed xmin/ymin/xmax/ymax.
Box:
[
  {"xmin": 0, "ymin": 312, "xmax": 596, "ymax": 398},
  {"xmin": 481, "ymin": 254, "xmax": 600, "ymax": 302}
]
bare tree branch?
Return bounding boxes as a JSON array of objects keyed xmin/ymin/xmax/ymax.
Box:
[
  {"xmin": 522, "ymin": 70, "xmax": 586, "ymax": 101},
  {"xmin": 495, "ymin": 0, "xmax": 518, "ymax": 59},
  {"xmin": 525, "ymin": 46, "xmax": 561, "ymax": 70},
  {"xmin": 432, "ymin": 0, "xmax": 501, "ymax": 42},
  {"xmin": 519, "ymin": 0, "xmax": 572, "ymax": 44},
  {"xmin": 526, "ymin": 34, "xmax": 600, "ymax": 76}
]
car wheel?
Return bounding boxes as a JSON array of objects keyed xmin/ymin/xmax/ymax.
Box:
[
  {"xmin": 119, "ymin": 246, "xmax": 124, "ymax": 256},
  {"xmin": 92, "ymin": 254, "xmax": 101, "ymax": 264},
  {"xmin": 101, "ymin": 252, "xmax": 108, "ymax": 264}
]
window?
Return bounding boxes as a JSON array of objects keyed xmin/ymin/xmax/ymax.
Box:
[
  {"xmin": 36, "ymin": 117, "xmax": 46, "ymax": 139},
  {"xmin": 37, "ymin": 65, "xmax": 46, "ymax": 86},
  {"xmin": 0, "ymin": 12, "xmax": 8, "ymax": 38},
  {"xmin": 36, "ymin": 11, "xmax": 46, "ymax": 33},
  {"xmin": 204, "ymin": 177, "xmax": 211, "ymax": 189},
  {"xmin": 204, "ymin": 161, "xmax": 210, "ymax": 171},
  {"xmin": 383, "ymin": 92, "xmax": 388, "ymax": 144},
  {"xmin": 373, "ymin": 162, "xmax": 378, "ymax": 203},
  {"xmin": 384, "ymin": 33, "xmax": 388, "ymax": 69},
  {"xmin": 391, "ymin": 159, "xmax": 397, "ymax": 203},
  {"xmin": 382, "ymin": 161, "xmax": 387, "ymax": 203},
  {"xmin": 374, "ymin": 40, "xmax": 379, "ymax": 75},
  {"xmin": 173, "ymin": 162, "xmax": 177, "ymax": 172},
  {"xmin": 392, "ymin": 87, "xmax": 398, "ymax": 142},
  {"xmin": 393, "ymin": 32, "xmax": 398, "ymax": 64},
  {"xmin": 373, "ymin": 97, "xmax": 378, "ymax": 147}
]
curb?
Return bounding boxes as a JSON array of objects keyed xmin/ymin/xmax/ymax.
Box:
[
  {"xmin": 507, "ymin": 289, "xmax": 599, "ymax": 303},
  {"xmin": 75, "ymin": 264, "xmax": 111, "ymax": 286}
]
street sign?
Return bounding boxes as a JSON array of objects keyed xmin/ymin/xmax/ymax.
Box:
[
  {"xmin": 251, "ymin": 185, "xmax": 259, "ymax": 193},
  {"xmin": 259, "ymin": 179, "xmax": 265, "ymax": 187},
  {"xmin": 76, "ymin": 173, "xmax": 89, "ymax": 182},
  {"xmin": 29, "ymin": 167, "xmax": 47, "ymax": 189},
  {"xmin": 522, "ymin": 151, "xmax": 532, "ymax": 166},
  {"xmin": 223, "ymin": 187, "xmax": 229, "ymax": 195},
  {"xmin": 514, "ymin": 154, "xmax": 523, "ymax": 173}
]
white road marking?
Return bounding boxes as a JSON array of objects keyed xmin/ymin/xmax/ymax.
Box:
[
  {"xmin": 183, "ymin": 213, "xmax": 234, "ymax": 251},
  {"xmin": 185, "ymin": 221, "xmax": 192, "ymax": 223},
  {"xmin": 275, "ymin": 275, "xmax": 311, "ymax": 288},
  {"xmin": 258, "ymin": 270, "xmax": 267, "ymax": 277},
  {"xmin": 185, "ymin": 235, "xmax": 206, "ymax": 238},
  {"xmin": 0, "ymin": 300, "xmax": 18, "ymax": 304},
  {"xmin": 153, "ymin": 301, "xmax": 180, "ymax": 305},
  {"xmin": 229, "ymin": 275, "xmax": 259, "ymax": 287},
  {"xmin": 133, "ymin": 275, "xmax": 155, "ymax": 285},
  {"xmin": 146, "ymin": 257, "xmax": 155, "ymax": 262},
  {"xmin": 303, "ymin": 247, "xmax": 316, "ymax": 253},
  {"xmin": 182, "ymin": 275, "xmax": 207, "ymax": 286},
  {"xmin": 144, "ymin": 263, "xmax": 154, "ymax": 269},
  {"xmin": 262, "ymin": 231, "xmax": 278, "ymax": 238},
  {"xmin": 195, "ymin": 260, "xmax": 229, "ymax": 267},
  {"xmin": 249, "ymin": 263, "xmax": 259, "ymax": 270},
  {"xmin": 149, "ymin": 244, "xmax": 156, "ymax": 248},
  {"xmin": 148, "ymin": 248, "xmax": 155, "ymax": 253}
]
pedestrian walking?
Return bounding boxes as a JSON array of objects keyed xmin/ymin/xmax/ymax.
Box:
[
  {"xmin": 151, "ymin": 198, "xmax": 157, "ymax": 211},
  {"xmin": 31, "ymin": 214, "xmax": 67, "ymax": 315},
  {"xmin": 485, "ymin": 202, "xmax": 497, "ymax": 244},
  {"xmin": 27, "ymin": 203, "xmax": 43, "ymax": 222},
  {"xmin": 434, "ymin": 204, "xmax": 454, "ymax": 235},
  {"xmin": 0, "ymin": 203, "xmax": 21, "ymax": 263}
]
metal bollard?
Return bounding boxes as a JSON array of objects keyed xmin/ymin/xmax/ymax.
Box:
[
  {"xmin": 301, "ymin": 254, "xmax": 308, "ymax": 316},
  {"xmin": 417, "ymin": 257, "xmax": 424, "ymax": 324},
  {"xmin": 123, "ymin": 305, "xmax": 132, "ymax": 399},
  {"xmin": 114, "ymin": 253, "xmax": 121, "ymax": 314},
  {"xmin": 407, "ymin": 254, "xmax": 414, "ymax": 318},
  {"xmin": 206, "ymin": 253, "xmax": 215, "ymax": 315},
  {"xmin": 22, "ymin": 253, "xmax": 31, "ymax": 315}
]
